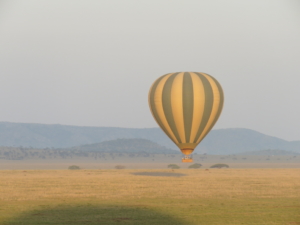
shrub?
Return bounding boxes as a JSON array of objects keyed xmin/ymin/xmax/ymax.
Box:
[
  {"xmin": 115, "ymin": 165, "xmax": 126, "ymax": 169},
  {"xmin": 68, "ymin": 165, "xmax": 80, "ymax": 170},
  {"xmin": 210, "ymin": 163, "xmax": 229, "ymax": 168},
  {"xmin": 167, "ymin": 164, "xmax": 180, "ymax": 169},
  {"xmin": 188, "ymin": 163, "xmax": 202, "ymax": 169}
]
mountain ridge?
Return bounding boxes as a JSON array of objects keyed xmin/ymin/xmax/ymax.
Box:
[
  {"xmin": 69, "ymin": 138, "xmax": 178, "ymax": 154},
  {"xmin": 0, "ymin": 122, "xmax": 299, "ymax": 154}
]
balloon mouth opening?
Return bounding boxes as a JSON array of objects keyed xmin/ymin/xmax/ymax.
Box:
[{"xmin": 180, "ymin": 148, "xmax": 194, "ymax": 155}]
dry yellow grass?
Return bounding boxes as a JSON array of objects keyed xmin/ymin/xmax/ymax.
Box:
[
  {"xmin": 1, "ymin": 168, "xmax": 300, "ymax": 224},
  {"xmin": 1, "ymin": 169, "xmax": 299, "ymax": 200}
]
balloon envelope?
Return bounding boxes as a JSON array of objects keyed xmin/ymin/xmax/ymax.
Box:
[{"xmin": 148, "ymin": 72, "xmax": 224, "ymax": 155}]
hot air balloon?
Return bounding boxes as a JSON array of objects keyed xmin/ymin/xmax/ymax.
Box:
[{"xmin": 148, "ymin": 72, "xmax": 224, "ymax": 162}]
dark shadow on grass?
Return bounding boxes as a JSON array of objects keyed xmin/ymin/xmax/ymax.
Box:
[
  {"xmin": 3, "ymin": 204, "xmax": 190, "ymax": 225},
  {"xmin": 131, "ymin": 172, "xmax": 186, "ymax": 177}
]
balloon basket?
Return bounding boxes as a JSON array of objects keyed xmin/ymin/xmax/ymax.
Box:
[{"xmin": 182, "ymin": 156, "xmax": 193, "ymax": 163}]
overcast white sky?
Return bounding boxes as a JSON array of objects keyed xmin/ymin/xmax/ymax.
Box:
[{"xmin": 0, "ymin": 0, "xmax": 299, "ymax": 140}]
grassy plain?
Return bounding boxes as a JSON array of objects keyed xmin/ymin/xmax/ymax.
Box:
[{"xmin": 0, "ymin": 168, "xmax": 300, "ymax": 225}]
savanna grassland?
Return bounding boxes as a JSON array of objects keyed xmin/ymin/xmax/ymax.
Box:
[{"xmin": 0, "ymin": 169, "xmax": 300, "ymax": 225}]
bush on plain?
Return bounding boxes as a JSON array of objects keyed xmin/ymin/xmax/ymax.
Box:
[
  {"xmin": 188, "ymin": 163, "xmax": 202, "ymax": 169},
  {"xmin": 210, "ymin": 163, "xmax": 229, "ymax": 168},
  {"xmin": 68, "ymin": 165, "xmax": 80, "ymax": 170},
  {"xmin": 167, "ymin": 164, "xmax": 180, "ymax": 169}
]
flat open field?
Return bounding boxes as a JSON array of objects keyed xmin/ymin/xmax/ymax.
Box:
[{"xmin": 1, "ymin": 169, "xmax": 300, "ymax": 225}]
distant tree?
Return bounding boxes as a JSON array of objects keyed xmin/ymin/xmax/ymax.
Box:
[
  {"xmin": 210, "ymin": 163, "xmax": 229, "ymax": 168},
  {"xmin": 167, "ymin": 164, "xmax": 180, "ymax": 169},
  {"xmin": 188, "ymin": 163, "xmax": 202, "ymax": 169},
  {"xmin": 68, "ymin": 165, "xmax": 80, "ymax": 170}
]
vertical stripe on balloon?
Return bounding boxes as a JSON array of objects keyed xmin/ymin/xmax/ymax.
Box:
[
  {"xmin": 162, "ymin": 73, "xmax": 181, "ymax": 143},
  {"xmin": 195, "ymin": 73, "xmax": 220, "ymax": 143},
  {"xmin": 197, "ymin": 73, "xmax": 224, "ymax": 141},
  {"xmin": 192, "ymin": 73, "xmax": 214, "ymax": 143},
  {"xmin": 182, "ymin": 72, "xmax": 194, "ymax": 143},
  {"xmin": 149, "ymin": 73, "xmax": 178, "ymax": 143},
  {"xmin": 171, "ymin": 72, "xmax": 185, "ymax": 143},
  {"xmin": 189, "ymin": 72, "xmax": 205, "ymax": 143}
]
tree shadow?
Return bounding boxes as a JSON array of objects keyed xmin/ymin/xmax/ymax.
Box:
[{"xmin": 3, "ymin": 204, "xmax": 190, "ymax": 225}]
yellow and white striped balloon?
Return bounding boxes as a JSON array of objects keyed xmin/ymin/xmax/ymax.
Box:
[{"xmin": 148, "ymin": 72, "xmax": 224, "ymax": 155}]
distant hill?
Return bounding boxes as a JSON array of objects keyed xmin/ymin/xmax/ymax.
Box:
[
  {"xmin": 0, "ymin": 122, "xmax": 172, "ymax": 149},
  {"xmin": 197, "ymin": 128, "xmax": 300, "ymax": 154},
  {"xmin": 69, "ymin": 138, "xmax": 178, "ymax": 154},
  {"xmin": 0, "ymin": 122, "xmax": 299, "ymax": 155}
]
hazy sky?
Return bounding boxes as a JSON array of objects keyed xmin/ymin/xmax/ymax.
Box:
[{"xmin": 0, "ymin": 0, "xmax": 299, "ymax": 140}]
